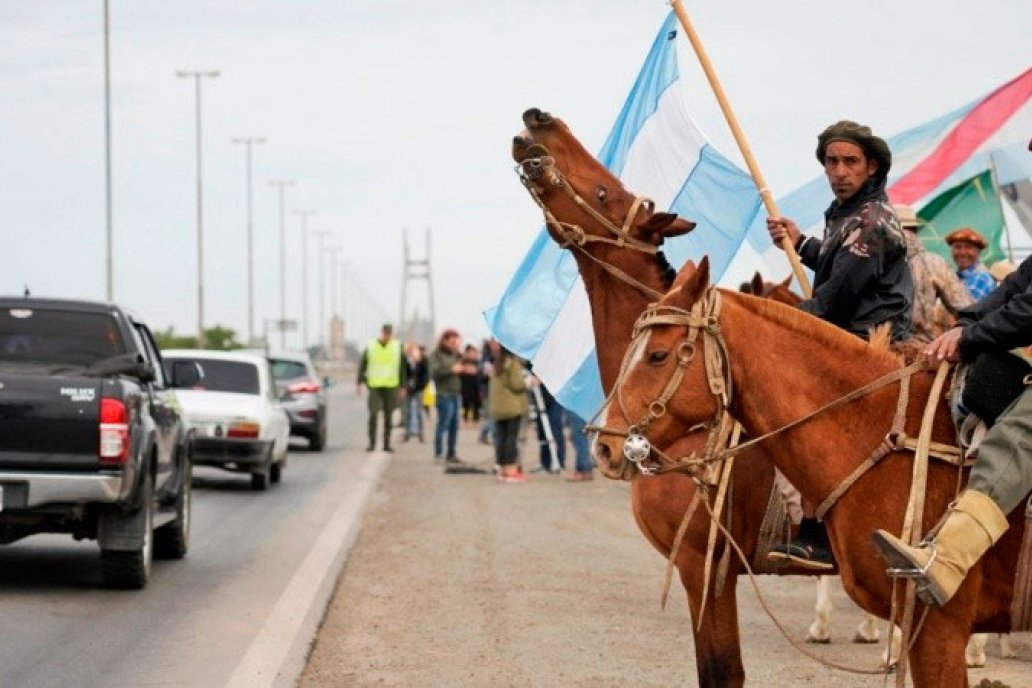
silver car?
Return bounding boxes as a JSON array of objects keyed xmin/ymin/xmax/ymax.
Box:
[{"xmin": 266, "ymin": 351, "xmax": 328, "ymax": 451}]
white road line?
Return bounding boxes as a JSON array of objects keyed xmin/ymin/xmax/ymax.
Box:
[{"xmin": 225, "ymin": 452, "xmax": 388, "ymax": 688}]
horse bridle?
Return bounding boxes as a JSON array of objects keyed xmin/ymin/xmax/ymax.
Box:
[
  {"xmin": 587, "ymin": 286, "xmax": 734, "ymax": 476},
  {"xmin": 515, "ymin": 149, "xmax": 666, "ymax": 301}
]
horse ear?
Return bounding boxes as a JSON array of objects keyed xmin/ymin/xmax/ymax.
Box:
[
  {"xmin": 780, "ymin": 274, "xmax": 792, "ymax": 289},
  {"xmin": 638, "ymin": 212, "xmax": 695, "ymax": 243},
  {"xmin": 670, "ymin": 259, "xmax": 697, "ymax": 288},
  {"xmin": 679, "ymin": 256, "xmax": 710, "ymax": 305},
  {"xmin": 750, "ymin": 272, "xmax": 765, "ymax": 295}
]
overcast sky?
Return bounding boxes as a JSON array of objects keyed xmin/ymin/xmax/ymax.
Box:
[{"xmin": 2, "ymin": 1, "xmax": 1030, "ymax": 348}]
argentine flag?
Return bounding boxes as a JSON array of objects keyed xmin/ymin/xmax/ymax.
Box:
[{"xmin": 485, "ymin": 11, "xmax": 763, "ymax": 421}]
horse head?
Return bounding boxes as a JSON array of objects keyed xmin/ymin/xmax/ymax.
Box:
[
  {"xmin": 512, "ymin": 108, "xmax": 695, "ymax": 254},
  {"xmin": 591, "ymin": 256, "xmax": 731, "ymax": 479}
]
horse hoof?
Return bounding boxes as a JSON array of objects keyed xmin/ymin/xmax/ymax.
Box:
[
  {"xmin": 805, "ymin": 635, "xmax": 831, "ymax": 644},
  {"xmin": 852, "ymin": 632, "xmax": 880, "ymax": 644}
]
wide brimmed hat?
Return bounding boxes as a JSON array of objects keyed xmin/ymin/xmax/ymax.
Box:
[
  {"xmin": 944, "ymin": 227, "xmax": 988, "ymax": 250},
  {"xmin": 816, "ymin": 120, "xmax": 892, "ymax": 182},
  {"xmin": 891, "ymin": 203, "xmax": 923, "ymax": 230}
]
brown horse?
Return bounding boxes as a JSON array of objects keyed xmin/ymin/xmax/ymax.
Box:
[
  {"xmin": 593, "ymin": 258, "xmax": 1026, "ymax": 687},
  {"xmin": 511, "ymin": 108, "xmax": 877, "ymax": 687}
]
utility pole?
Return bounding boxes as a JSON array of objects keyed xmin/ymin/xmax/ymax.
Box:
[
  {"xmin": 293, "ymin": 209, "xmax": 317, "ymax": 350},
  {"xmin": 232, "ymin": 136, "xmax": 265, "ymax": 345},
  {"xmin": 175, "ymin": 68, "xmax": 219, "ymax": 348},
  {"xmin": 326, "ymin": 246, "xmax": 342, "ymax": 359},
  {"xmin": 311, "ymin": 229, "xmax": 331, "ymax": 356},
  {"xmin": 268, "ymin": 179, "xmax": 295, "ymax": 349},
  {"xmin": 103, "ymin": 0, "xmax": 114, "ymax": 301}
]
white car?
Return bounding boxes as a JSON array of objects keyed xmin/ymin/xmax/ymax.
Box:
[{"xmin": 163, "ymin": 349, "xmax": 290, "ymax": 491}]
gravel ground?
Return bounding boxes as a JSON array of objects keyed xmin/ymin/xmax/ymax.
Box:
[{"xmin": 300, "ymin": 422, "xmax": 1030, "ymax": 687}]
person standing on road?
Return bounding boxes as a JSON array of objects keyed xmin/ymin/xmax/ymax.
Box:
[
  {"xmin": 428, "ymin": 328, "xmax": 464, "ymax": 464},
  {"xmin": 402, "ymin": 342, "xmax": 429, "ymax": 443},
  {"xmin": 488, "ymin": 345, "xmax": 528, "ymax": 483},
  {"xmin": 765, "ymin": 119, "xmax": 913, "ymax": 571},
  {"xmin": 357, "ymin": 323, "xmax": 406, "ymax": 453}
]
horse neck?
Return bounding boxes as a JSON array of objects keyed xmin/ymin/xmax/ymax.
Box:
[
  {"xmin": 719, "ymin": 292, "xmax": 901, "ymax": 502},
  {"xmin": 572, "ymin": 248, "xmax": 666, "ymax": 393}
]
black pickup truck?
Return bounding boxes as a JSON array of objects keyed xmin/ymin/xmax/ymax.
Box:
[{"xmin": 0, "ymin": 297, "xmax": 192, "ymax": 589}]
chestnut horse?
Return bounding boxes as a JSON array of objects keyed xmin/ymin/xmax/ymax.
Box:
[
  {"xmin": 593, "ymin": 258, "xmax": 1027, "ymax": 687},
  {"xmin": 511, "ymin": 108, "xmax": 878, "ymax": 686}
]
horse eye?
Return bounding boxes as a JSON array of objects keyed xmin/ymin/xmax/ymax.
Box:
[
  {"xmin": 647, "ymin": 350, "xmax": 668, "ymax": 365},
  {"xmin": 596, "ymin": 186, "xmax": 608, "ymax": 203}
]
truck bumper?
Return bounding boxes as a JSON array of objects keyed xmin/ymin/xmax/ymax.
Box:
[{"xmin": 0, "ymin": 472, "xmax": 125, "ymax": 509}]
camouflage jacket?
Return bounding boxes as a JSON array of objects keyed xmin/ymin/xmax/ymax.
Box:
[
  {"xmin": 797, "ymin": 180, "xmax": 913, "ymax": 340},
  {"xmin": 904, "ymin": 231, "xmax": 973, "ymax": 342}
]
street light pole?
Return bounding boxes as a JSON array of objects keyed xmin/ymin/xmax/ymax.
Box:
[
  {"xmin": 326, "ymin": 246, "xmax": 342, "ymax": 358},
  {"xmin": 268, "ymin": 179, "xmax": 295, "ymax": 349},
  {"xmin": 232, "ymin": 136, "xmax": 266, "ymax": 345},
  {"xmin": 176, "ymin": 68, "xmax": 219, "ymax": 348},
  {"xmin": 311, "ymin": 230, "xmax": 331, "ymax": 355},
  {"xmin": 103, "ymin": 0, "xmax": 114, "ymax": 301},
  {"xmin": 293, "ymin": 209, "xmax": 317, "ymax": 350}
]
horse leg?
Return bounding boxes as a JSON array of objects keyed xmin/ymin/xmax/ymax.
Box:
[
  {"xmin": 806, "ymin": 577, "xmax": 833, "ymax": 643},
  {"xmin": 852, "ymin": 611, "xmax": 881, "ymax": 644},
  {"xmin": 906, "ymin": 616, "xmax": 971, "ymax": 688},
  {"xmin": 684, "ymin": 570, "xmax": 746, "ymax": 688},
  {"xmin": 999, "ymin": 633, "xmax": 1018, "ymax": 658},
  {"xmin": 965, "ymin": 633, "xmax": 987, "ymax": 668}
]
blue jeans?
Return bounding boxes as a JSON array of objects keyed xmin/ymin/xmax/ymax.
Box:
[
  {"xmin": 537, "ymin": 403, "xmax": 566, "ymax": 470},
  {"xmin": 405, "ymin": 393, "xmax": 423, "ymax": 438},
  {"xmin": 566, "ymin": 412, "xmax": 593, "ymax": 473},
  {"xmin": 434, "ymin": 393, "xmax": 460, "ymax": 458}
]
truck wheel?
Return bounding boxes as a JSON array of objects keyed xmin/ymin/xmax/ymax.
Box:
[
  {"xmin": 270, "ymin": 459, "xmax": 283, "ymax": 484},
  {"xmin": 100, "ymin": 473, "xmax": 154, "ymax": 590},
  {"xmin": 155, "ymin": 456, "xmax": 192, "ymax": 560}
]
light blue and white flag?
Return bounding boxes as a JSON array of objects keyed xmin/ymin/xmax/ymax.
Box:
[{"xmin": 485, "ymin": 12, "xmax": 763, "ymax": 421}]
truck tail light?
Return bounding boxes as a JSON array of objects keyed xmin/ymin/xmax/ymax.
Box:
[
  {"xmin": 288, "ymin": 381, "xmax": 320, "ymax": 395},
  {"xmin": 99, "ymin": 397, "xmax": 130, "ymax": 466},
  {"xmin": 227, "ymin": 421, "xmax": 260, "ymax": 438}
]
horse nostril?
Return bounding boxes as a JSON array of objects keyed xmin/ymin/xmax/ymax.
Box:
[{"xmin": 594, "ymin": 442, "xmax": 612, "ymax": 462}]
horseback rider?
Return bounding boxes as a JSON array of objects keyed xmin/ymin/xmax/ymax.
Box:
[
  {"xmin": 765, "ymin": 120, "xmax": 915, "ymax": 570},
  {"xmin": 871, "ymin": 253, "xmax": 1032, "ymax": 607}
]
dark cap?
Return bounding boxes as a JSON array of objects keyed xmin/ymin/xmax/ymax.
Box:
[
  {"xmin": 381, "ymin": 323, "xmax": 393, "ymax": 332},
  {"xmin": 816, "ymin": 120, "xmax": 892, "ymax": 181}
]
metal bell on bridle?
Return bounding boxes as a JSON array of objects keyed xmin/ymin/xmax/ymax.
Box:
[{"xmin": 623, "ymin": 432, "xmax": 653, "ymax": 473}]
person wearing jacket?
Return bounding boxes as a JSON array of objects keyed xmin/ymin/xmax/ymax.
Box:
[
  {"xmin": 402, "ymin": 342, "xmax": 429, "ymax": 442},
  {"xmin": 357, "ymin": 323, "xmax": 407, "ymax": 453},
  {"xmin": 872, "ymin": 254, "xmax": 1032, "ymax": 607},
  {"xmin": 765, "ymin": 120, "xmax": 914, "ymax": 570},
  {"xmin": 488, "ymin": 345, "xmax": 528, "ymax": 483},
  {"xmin": 427, "ymin": 328, "xmax": 463, "ymax": 463}
]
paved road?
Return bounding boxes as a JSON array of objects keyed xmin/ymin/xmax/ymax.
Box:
[
  {"xmin": 0, "ymin": 386, "xmax": 380, "ymax": 688},
  {"xmin": 302, "ymin": 420, "xmax": 1032, "ymax": 687}
]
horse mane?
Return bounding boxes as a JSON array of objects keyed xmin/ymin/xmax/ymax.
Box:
[
  {"xmin": 724, "ymin": 289, "xmax": 900, "ymax": 368},
  {"xmin": 656, "ymin": 251, "xmax": 676, "ymax": 289}
]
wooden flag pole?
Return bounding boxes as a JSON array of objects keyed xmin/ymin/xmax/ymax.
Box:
[{"xmin": 669, "ymin": 0, "xmax": 812, "ymax": 297}]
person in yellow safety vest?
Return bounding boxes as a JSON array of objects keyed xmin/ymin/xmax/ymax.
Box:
[{"xmin": 357, "ymin": 323, "xmax": 407, "ymax": 452}]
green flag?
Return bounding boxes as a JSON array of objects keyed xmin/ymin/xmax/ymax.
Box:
[{"xmin": 918, "ymin": 170, "xmax": 1005, "ymax": 266}]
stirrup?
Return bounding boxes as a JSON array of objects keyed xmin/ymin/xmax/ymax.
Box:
[{"xmin": 885, "ymin": 542, "xmax": 938, "ymax": 579}]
